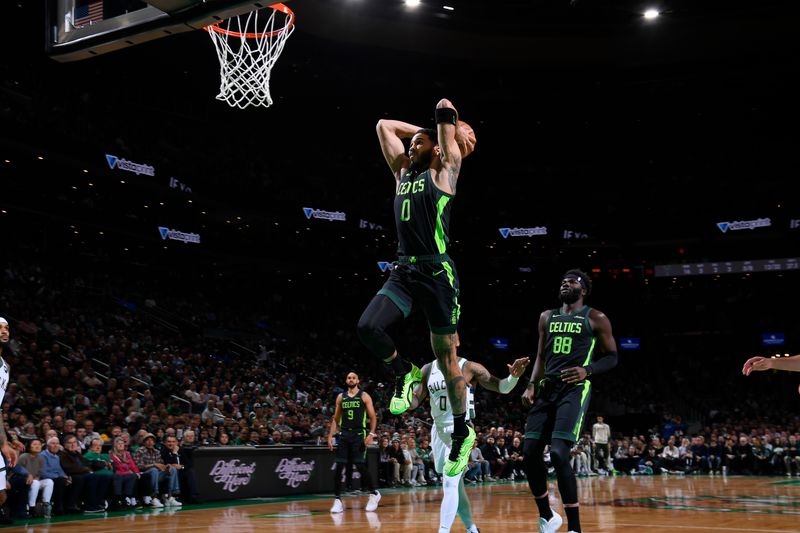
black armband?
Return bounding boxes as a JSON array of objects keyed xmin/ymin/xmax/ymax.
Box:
[
  {"xmin": 435, "ymin": 107, "xmax": 457, "ymax": 125},
  {"xmin": 586, "ymin": 351, "xmax": 618, "ymax": 377}
]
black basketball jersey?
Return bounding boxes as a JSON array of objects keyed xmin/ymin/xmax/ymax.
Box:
[
  {"xmin": 394, "ymin": 168, "xmax": 453, "ymax": 256},
  {"xmin": 339, "ymin": 390, "xmax": 367, "ymax": 432},
  {"xmin": 543, "ymin": 306, "xmax": 597, "ymax": 379}
]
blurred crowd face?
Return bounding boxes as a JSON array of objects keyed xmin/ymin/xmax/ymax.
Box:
[
  {"xmin": 29, "ymin": 439, "xmax": 42, "ymax": 454},
  {"xmin": 64, "ymin": 436, "xmax": 80, "ymax": 452}
]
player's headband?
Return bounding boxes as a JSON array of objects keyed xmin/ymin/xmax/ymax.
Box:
[
  {"xmin": 563, "ymin": 273, "xmax": 587, "ymax": 291},
  {"xmin": 0, "ymin": 317, "xmax": 8, "ymax": 326}
]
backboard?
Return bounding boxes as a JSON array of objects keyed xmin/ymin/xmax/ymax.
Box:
[{"xmin": 46, "ymin": 0, "xmax": 293, "ymax": 62}]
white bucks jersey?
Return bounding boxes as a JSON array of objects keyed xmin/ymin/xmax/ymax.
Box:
[
  {"xmin": 0, "ymin": 356, "xmax": 8, "ymax": 406},
  {"xmin": 428, "ymin": 358, "xmax": 475, "ymax": 431}
]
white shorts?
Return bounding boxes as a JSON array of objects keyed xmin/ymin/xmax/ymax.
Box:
[{"xmin": 431, "ymin": 427, "xmax": 453, "ymax": 475}]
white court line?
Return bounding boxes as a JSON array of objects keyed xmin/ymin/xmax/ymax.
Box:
[{"xmin": 578, "ymin": 522, "xmax": 800, "ymax": 533}]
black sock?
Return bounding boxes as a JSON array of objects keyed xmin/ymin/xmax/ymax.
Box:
[
  {"xmin": 535, "ymin": 494, "xmax": 553, "ymax": 520},
  {"xmin": 389, "ymin": 354, "xmax": 411, "ymax": 375},
  {"xmin": 453, "ymin": 413, "xmax": 467, "ymax": 438},
  {"xmin": 565, "ymin": 506, "xmax": 581, "ymax": 532}
]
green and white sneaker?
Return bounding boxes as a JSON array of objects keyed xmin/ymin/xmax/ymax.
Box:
[
  {"xmin": 445, "ymin": 425, "xmax": 476, "ymax": 476},
  {"xmin": 389, "ymin": 362, "xmax": 422, "ymax": 415}
]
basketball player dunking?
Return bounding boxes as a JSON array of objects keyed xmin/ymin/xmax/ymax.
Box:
[
  {"xmin": 0, "ymin": 317, "xmax": 18, "ymax": 517},
  {"xmin": 400, "ymin": 333, "xmax": 529, "ymax": 533},
  {"xmin": 357, "ymin": 98, "xmax": 478, "ymax": 477}
]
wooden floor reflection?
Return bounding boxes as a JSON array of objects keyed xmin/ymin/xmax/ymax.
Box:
[{"xmin": 8, "ymin": 475, "xmax": 800, "ymax": 532}]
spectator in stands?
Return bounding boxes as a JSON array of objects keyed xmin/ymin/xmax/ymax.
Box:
[
  {"xmin": 17, "ymin": 439, "xmax": 54, "ymax": 518},
  {"xmin": 707, "ymin": 435, "xmax": 724, "ymax": 474},
  {"xmin": 612, "ymin": 444, "xmax": 631, "ymax": 474},
  {"xmin": 109, "ymin": 437, "xmax": 140, "ymax": 509},
  {"xmin": 731, "ymin": 434, "xmax": 754, "ymax": 475},
  {"xmin": 660, "ymin": 436, "xmax": 682, "ymax": 473},
  {"xmin": 17, "ymin": 423, "xmax": 37, "ymax": 449},
  {"xmin": 689, "ymin": 435, "xmax": 710, "ymax": 474},
  {"xmin": 83, "ymin": 438, "xmax": 119, "ymax": 505},
  {"xmin": 74, "ymin": 427, "xmax": 88, "ymax": 452},
  {"xmin": 481, "ymin": 436, "xmax": 507, "ymax": 479},
  {"xmin": 83, "ymin": 420, "xmax": 101, "ymax": 448},
  {"xmin": 159, "ymin": 435, "xmax": 184, "ymax": 507},
  {"xmin": 570, "ymin": 441, "xmax": 591, "ymax": 477},
  {"xmin": 465, "ymin": 439, "xmax": 492, "ymax": 483},
  {"xmin": 639, "ymin": 447, "xmax": 663, "ymax": 474},
  {"xmin": 752, "ymin": 436, "xmax": 772, "ymax": 475},
  {"xmin": 5, "ymin": 458, "xmax": 31, "ymax": 520},
  {"xmin": 39, "ymin": 437, "xmax": 67, "ymax": 516},
  {"xmin": 177, "ymin": 430, "xmax": 200, "ymax": 503},
  {"xmin": 201, "ymin": 401, "xmax": 224, "ymax": 426},
  {"xmin": 378, "ymin": 437, "xmax": 395, "ymax": 487},
  {"xmin": 508, "ymin": 436, "xmax": 525, "ymax": 480},
  {"xmin": 783, "ymin": 435, "xmax": 798, "ymax": 476},
  {"xmin": 397, "ymin": 439, "xmax": 413, "ymax": 485},
  {"xmin": 216, "ymin": 431, "xmax": 231, "ymax": 446},
  {"xmin": 58, "ymin": 434, "xmax": 110, "ymax": 513},
  {"xmin": 62, "ymin": 419, "xmax": 77, "ymax": 440},
  {"xmin": 133, "ymin": 433, "xmax": 167, "ymax": 508}
]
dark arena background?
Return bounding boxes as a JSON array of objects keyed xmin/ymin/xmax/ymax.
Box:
[{"xmin": 1, "ymin": 0, "xmax": 799, "ymax": 531}]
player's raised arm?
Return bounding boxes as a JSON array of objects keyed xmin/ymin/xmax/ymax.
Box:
[
  {"xmin": 433, "ymin": 98, "xmax": 463, "ymax": 195},
  {"xmin": 465, "ymin": 357, "xmax": 530, "ymax": 394},
  {"xmin": 376, "ymin": 119, "xmax": 420, "ymax": 181}
]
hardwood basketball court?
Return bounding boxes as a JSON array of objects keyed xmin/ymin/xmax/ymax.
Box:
[{"xmin": 5, "ymin": 476, "xmax": 799, "ymax": 532}]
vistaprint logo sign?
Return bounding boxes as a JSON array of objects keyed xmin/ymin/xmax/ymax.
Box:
[
  {"xmin": 303, "ymin": 207, "xmax": 346, "ymax": 222},
  {"xmin": 209, "ymin": 459, "xmax": 255, "ymax": 493},
  {"xmin": 499, "ymin": 227, "xmax": 548, "ymax": 238},
  {"xmin": 377, "ymin": 261, "xmax": 393, "ymax": 272},
  {"xmin": 105, "ymin": 154, "xmax": 155, "ymax": 176},
  {"xmin": 158, "ymin": 226, "xmax": 201, "ymax": 244},
  {"xmin": 716, "ymin": 218, "xmax": 771, "ymax": 233},
  {"xmin": 275, "ymin": 458, "xmax": 315, "ymax": 488}
]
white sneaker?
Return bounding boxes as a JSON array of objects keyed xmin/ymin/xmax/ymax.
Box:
[
  {"xmin": 538, "ymin": 510, "xmax": 563, "ymax": 533},
  {"xmin": 143, "ymin": 496, "xmax": 152, "ymax": 505},
  {"xmin": 166, "ymin": 496, "xmax": 183, "ymax": 507},
  {"xmin": 150, "ymin": 497, "xmax": 164, "ymax": 508},
  {"xmin": 330, "ymin": 498, "xmax": 344, "ymax": 513},
  {"xmin": 365, "ymin": 491, "xmax": 381, "ymax": 512}
]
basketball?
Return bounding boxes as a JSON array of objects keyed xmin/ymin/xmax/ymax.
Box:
[{"xmin": 456, "ymin": 119, "xmax": 476, "ymax": 158}]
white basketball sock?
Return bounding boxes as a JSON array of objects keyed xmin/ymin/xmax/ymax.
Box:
[
  {"xmin": 440, "ymin": 470, "xmax": 464, "ymax": 531},
  {"xmin": 458, "ymin": 476, "xmax": 477, "ymax": 531}
]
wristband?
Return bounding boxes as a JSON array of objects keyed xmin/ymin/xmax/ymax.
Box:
[
  {"xmin": 435, "ymin": 107, "xmax": 457, "ymax": 125},
  {"xmin": 499, "ymin": 374, "xmax": 519, "ymax": 394}
]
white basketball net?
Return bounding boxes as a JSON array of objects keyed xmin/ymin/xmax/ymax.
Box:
[{"xmin": 206, "ymin": 6, "xmax": 295, "ymax": 109}]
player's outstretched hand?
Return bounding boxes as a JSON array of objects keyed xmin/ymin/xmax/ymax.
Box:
[
  {"xmin": 742, "ymin": 356, "xmax": 772, "ymax": 376},
  {"xmin": 507, "ymin": 357, "xmax": 531, "ymax": 378}
]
